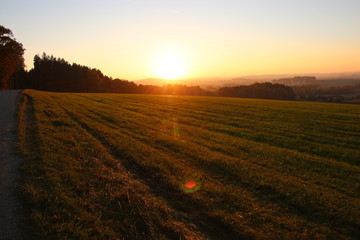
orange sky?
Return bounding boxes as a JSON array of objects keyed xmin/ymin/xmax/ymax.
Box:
[{"xmin": 1, "ymin": 0, "xmax": 360, "ymax": 80}]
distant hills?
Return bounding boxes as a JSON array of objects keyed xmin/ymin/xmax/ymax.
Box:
[
  {"xmin": 272, "ymin": 76, "xmax": 316, "ymax": 86},
  {"xmin": 134, "ymin": 72, "xmax": 360, "ymax": 90}
]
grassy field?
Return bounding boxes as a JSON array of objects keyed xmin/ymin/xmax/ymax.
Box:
[{"xmin": 18, "ymin": 89, "xmax": 360, "ymax": 240}]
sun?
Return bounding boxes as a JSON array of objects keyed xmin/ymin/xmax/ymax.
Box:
[{"xmin": 152, "ymin": 46, "xmax": 188, "ymax": 80}]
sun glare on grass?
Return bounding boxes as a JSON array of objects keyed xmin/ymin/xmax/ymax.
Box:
[{"xmin": 152, "ymin": 46, "xmax": 189, "ymax": 80}]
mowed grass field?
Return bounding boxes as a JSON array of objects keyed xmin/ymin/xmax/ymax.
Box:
[{"xmin": 18, "ymin": 89, "xmax": 360, "ymax": 240}]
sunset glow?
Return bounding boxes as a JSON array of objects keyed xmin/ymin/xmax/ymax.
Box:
[
  {"xmin": 152, "ymin": 46, "xmax": 189, "ymax": 80},
  {"xmin": 1, "ymin": 0, "xmax": 359, "ymax": 80}
]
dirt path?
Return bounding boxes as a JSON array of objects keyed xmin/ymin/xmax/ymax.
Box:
[{"xmin": 0, "ymin": 90, "xmax": 28, "ymax": 240}]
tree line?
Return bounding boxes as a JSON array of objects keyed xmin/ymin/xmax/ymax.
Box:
[
  {"xmin": 1, "ymin": 25, "xmax": 296, "ymax": 100},
  {"xmin": 16, "ymin": 53, "xmax": 209, "ymax": 96},
  {"xmin": 291, "ymin": 83, "xmax": 360, "ymax": 103},
  {"xmin": 10, "ymin": 51, "xmax": 296, "ymax": 99},
  {"xmin": 217, "ymin": 83, "xmax": 296, "ymax": 100},
  {"xmin": 17, "ymin": 53, "xmax": 295, "ymax": 99}
]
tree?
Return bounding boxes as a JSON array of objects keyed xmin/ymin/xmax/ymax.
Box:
[
  {"xmin": 217, "ymin": 82, "xmax": 296, "ymax": 100},
  {"xmin": 0, "ymin": 25, "xmax": 25, "ymax": 89}
]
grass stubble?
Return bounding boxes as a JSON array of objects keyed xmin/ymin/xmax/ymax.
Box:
[{"xmin": 17, "ymin": 90, "xmax": 360, "ymax": 239}]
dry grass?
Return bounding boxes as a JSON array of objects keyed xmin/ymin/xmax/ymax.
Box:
[{"xmin": 18, "ymin": 90, "xmax": 360, "ymax": 239}]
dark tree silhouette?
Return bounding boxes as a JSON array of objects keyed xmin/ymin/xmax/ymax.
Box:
[
  {"xmin": 217, "ymin": 82, "xmax": 296, "ymax": 100},
  {"xmin": 0, "ymin": 25, "xmax": 25, "ymax": 89},
  {"xmin": 19, "ymin": 53, "xmax": 298, "ymax": 100},
  {"xmin": 24, "ymin": 53, "xmax": 107, "ymax": 92},
  {"xmin": 19, "ymin": 53, "xmax": 212, "ymax": 96}
]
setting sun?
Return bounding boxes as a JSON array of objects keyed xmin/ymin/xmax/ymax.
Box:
[{"xmin": 152, "ymin": 46, "xmax": 189, "ymax": 80}]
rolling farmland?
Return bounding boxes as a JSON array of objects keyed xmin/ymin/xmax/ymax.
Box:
[{"xmin": 18, "ymin": 90, "xmax": 360, "ymax": 239}]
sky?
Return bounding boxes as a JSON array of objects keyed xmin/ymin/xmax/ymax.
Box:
[{"xmin": 1, "ymin": 0, "xmax": 360, "ymax": 80}]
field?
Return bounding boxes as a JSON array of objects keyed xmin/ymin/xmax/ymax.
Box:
[{"xmin": 18, "ymin": 89, "xmax": 360, "ymax": 239}]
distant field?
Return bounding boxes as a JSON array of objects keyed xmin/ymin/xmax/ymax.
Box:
[{"xmin": 18, "ymin": 90, "xmax": 360, "ymax": 240}]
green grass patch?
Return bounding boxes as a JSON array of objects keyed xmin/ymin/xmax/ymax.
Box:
[{"xmin": 19, "ymin": 90, "xmax": 360, "ymax": 239}]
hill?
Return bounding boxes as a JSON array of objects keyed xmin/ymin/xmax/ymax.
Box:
[{"xmin": 136, "ymin": 72, "xmax": 360, "ymax": 90}]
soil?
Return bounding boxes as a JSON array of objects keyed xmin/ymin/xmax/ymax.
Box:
[{"xmin": 0, "ymin": 90, "xmax": 28, "ymax": 240}]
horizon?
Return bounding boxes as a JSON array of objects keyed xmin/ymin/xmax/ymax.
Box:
[
  {"xmin": 137, "ymin": 70, "xmax": 360, "ymax": 80},
  {"xmin": 1, "ymin": 0, "xmax": 360, "ymax": 81}
]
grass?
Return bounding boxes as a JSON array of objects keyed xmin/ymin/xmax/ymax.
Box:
[{"xmin": 18, "ymin": 89, "xmax": 360, "ymax": 239}]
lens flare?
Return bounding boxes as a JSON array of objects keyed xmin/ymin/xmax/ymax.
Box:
[
  {"xmin": 181, "ymin": 178, "xmax": 201, "ymax": 193},
  {"xmin": 173, "ymin": 118, "xmax": 180, "ymax": 140},
  {"xmin": 185, "ymin": 180, "xmax": 197, "ymax": 189}
]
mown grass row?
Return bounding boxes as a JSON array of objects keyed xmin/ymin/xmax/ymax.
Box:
[
  {"xmin": 19, "ymin": 90, "xmax": 360, "ymax": 239},
  {"xmin": 76, "ymin": 94, "xmax": 360, "ymax": 164}
]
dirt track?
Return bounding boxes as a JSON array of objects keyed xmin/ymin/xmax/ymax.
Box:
[{"xmin": 0, "ymin": 90, "xmax": 27, "ymax": 240}]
